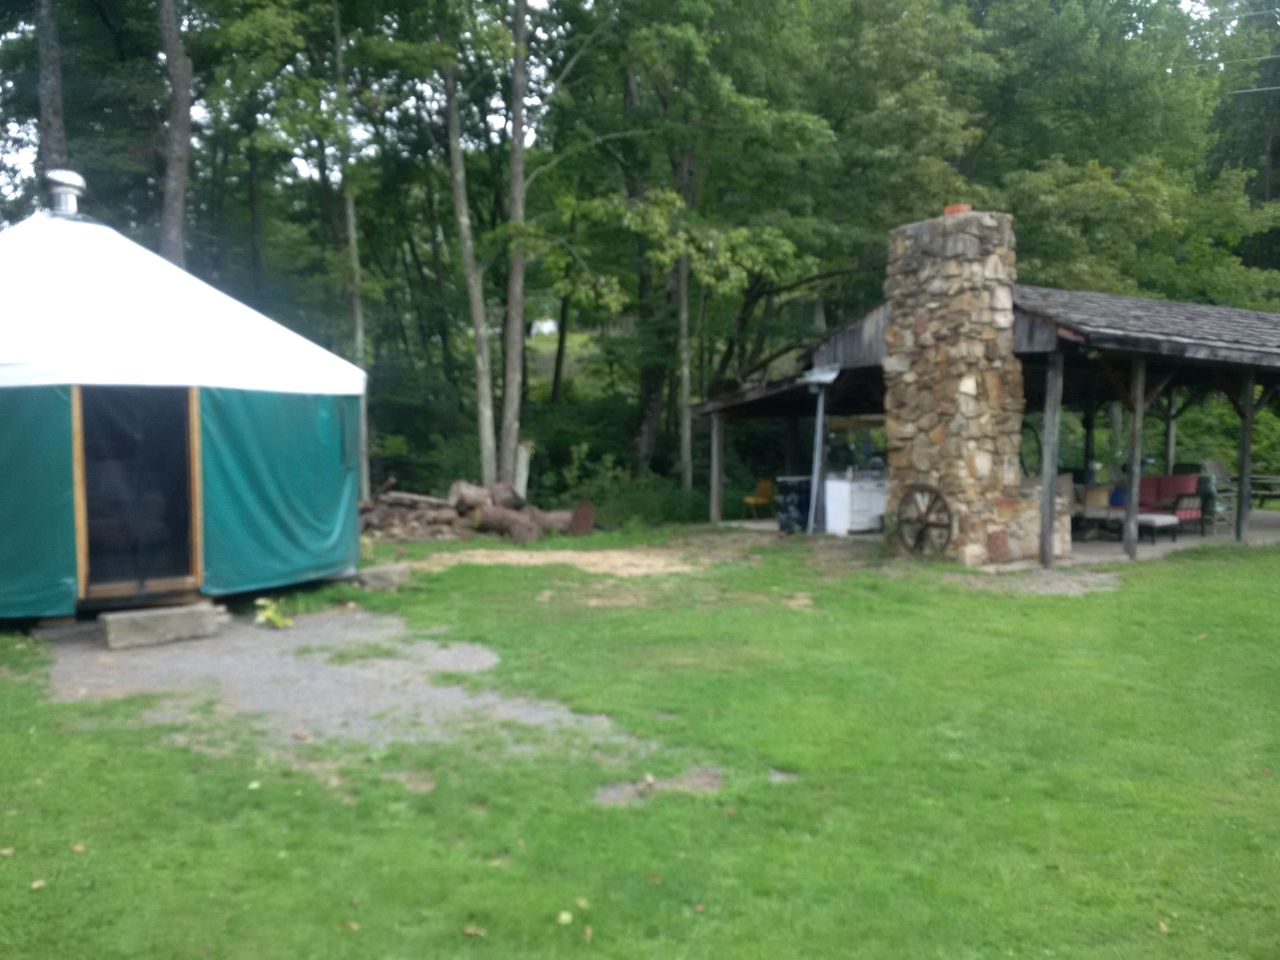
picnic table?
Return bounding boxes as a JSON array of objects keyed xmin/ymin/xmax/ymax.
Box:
[{"xmin": 1235, "ymin": 475, "xmax": 1280, "ymax": 507}]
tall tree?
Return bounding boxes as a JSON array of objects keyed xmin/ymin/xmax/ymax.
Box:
[
  {"xmin": 499, "ymin": 0, "xmax": 528, "ymax": 483},
  {"xmin": 445, "ymin": 56, "xmax": 498, "ymax": 486},
  {"xmin": 35, "ymin": 0, "xmax": 68, "ymax": 171},
  {"xmin": 157, "ymin": 0, "xmax": 192, "ymax": 266},
  {"xmin": 331, "ymin": 0, "xmax": 370, "ymax": 499}
]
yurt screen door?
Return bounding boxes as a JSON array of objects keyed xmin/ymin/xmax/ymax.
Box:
[{"xmin": 80, "ymin": 386, "xmax": 194, "ymax": 598}]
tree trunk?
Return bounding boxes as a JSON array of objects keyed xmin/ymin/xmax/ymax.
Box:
[
  {"xmin": 618, "ymin": 64, "xmax": 667, "ymax": 470},
  {"xmin": 158, "ymin": 0, "xmax": 192, "ymax": 267},
  {"xmin": 245, "ymin": 131, "xmax": 265, "ymax": 307},
  {"xmin": 499, "ymin": 0, "xmax": 528, "ymax": 483},
  {"xmin": 423, "ymin": 172, "xmax": 459, "ymax": 393},
  {"xmin": 677, "ymin": 253, "xmax": 692, "ymax": 491},
  {"xmin": 332, "ymin": 0, "xmax": 370, "ymax": 500},
  {"xmin": 36, "ymin": 0, "xmax": 68, "ymax": 170},
  {"xmin": 551, "ymin": 291, "xmax": 571, "ymax": 403},
  {"xmin": 344, "ymin": 185, "xmax": 371, "ymax": 500},
  {"xmin": 634, "ymin": 363, "xmax": 666, "ymax": 469},
  {"xmin": 445, "ymin": 65, "xmax": 498, "ymax": 486}
]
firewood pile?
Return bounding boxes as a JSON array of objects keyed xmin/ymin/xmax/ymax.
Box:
[{"xmin": 360, "ymin": 480, "xmax": 593, "ymax": 545}]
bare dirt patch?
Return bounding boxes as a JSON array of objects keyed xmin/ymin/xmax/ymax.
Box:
[
  {"xmin": 48, "ymin": 610, "xmax": 629, "ymax": 753},
  {"xmin": 942, "ymin": 570, "xmax": 1120, "ymax": 597},
  {"xmin": 783, "ymin": 592, "xmax": 813, "ymax": 610},
  {"xmin": 412, "ymin": 548, "xmax": 700, "ymax": 578},
  {"xmin": 594, "ymin": 766, "xmax": 723, "ymax": 807},
  {"xmin": 380, "ymin": 770, "xmax": 436, "ymax": 793}
]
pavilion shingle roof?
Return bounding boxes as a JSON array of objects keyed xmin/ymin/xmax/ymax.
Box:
[{"xmin": 1013, "ymin": 284, "xmax": 1280, "ymax": 363}]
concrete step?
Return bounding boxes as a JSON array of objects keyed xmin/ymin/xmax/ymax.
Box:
[{"xmin": 101, "ymin": 601, "xmax": 231, "ymax": 650}]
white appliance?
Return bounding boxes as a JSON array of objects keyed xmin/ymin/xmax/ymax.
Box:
[{"xmin": 824, "ymin": 474, "xmax": 887, "ymax": 535}]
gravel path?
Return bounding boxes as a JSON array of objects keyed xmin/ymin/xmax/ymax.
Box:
[
  {"xmin": 942, "ymin": 569, "xmax": 1120, "ymax": 596},
  {"xmin": 48, "ymin": 609, "xmax": 619, "ymax": 749}
]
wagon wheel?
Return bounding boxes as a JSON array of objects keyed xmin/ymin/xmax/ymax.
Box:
[{"xmin": 897, "ymin": 484, "xmax": 952, "ymax": 556}]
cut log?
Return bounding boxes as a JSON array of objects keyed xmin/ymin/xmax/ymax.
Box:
[
  {"xmin": 488, "ymin": 482, "xmax": 527, "ymax": 510},
  {"xmin": 472, "ymin": 504, "xmax": 541, "ymax": 544},
  {"xmin": 521, "ymin": 506, "xmax": 572, "ymax": 534},
  {"xmin": 410, "ymin": 507, "xmax": 461, "ymax": 525},
  {"xmin": 568, "ymin": 501, "xmax": 596, "ymax": 536},
  {"xmin": 448, "ymin": 480, "xmax": 494, "ymax": 511},
  {"xmin": 381, "ymin": 491, "xmax": 452, "ymax": 510}
]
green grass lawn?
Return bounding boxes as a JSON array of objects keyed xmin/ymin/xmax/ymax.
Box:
[{"xmin": 2, "ymin": 537, "xmax": 1278, "ymax": 958}]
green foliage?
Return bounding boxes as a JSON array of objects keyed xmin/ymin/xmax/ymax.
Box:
[
  {"xmin": 1002, "ymin": 156, "xmax": 1280, "ymax": 304},
  {"xmin": 3, "ymin": 0, "xmax": 1280, "ymax": 490},
  {"xmin": 253, "ymin": 597, "xmax": 294, "ymax": 629},
  {"xmin": 541, "ymin": 442, "xmax": 706, "ymax": 526}
]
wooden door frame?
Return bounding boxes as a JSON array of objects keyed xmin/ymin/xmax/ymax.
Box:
[
  {"xmin": 188, "ymin": 386, "xmax": 204, "ymax": 586},
  {"xmin": 70, "ymin": 386, "xmax": 89, "ymax": 599},
  {"xmin": 71, "ymin": 384, "xmax": 205, "ymax": 602}
]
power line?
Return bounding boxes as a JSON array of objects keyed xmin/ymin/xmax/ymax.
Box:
[
  {"xmin": 1220, "ymin": 53, "xmax": 1280, "ymax": 65},
  {"xmin": 1191, "ymin": 8, "xmax": 1280, "ymax": 24},
  {"xmin": 1230, "ymin": 84, "xmax": 1280, "ymax": 93}
]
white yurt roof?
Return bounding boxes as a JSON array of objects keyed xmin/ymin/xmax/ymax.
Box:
[{"xmin": 0, "ymin": 212, "xmax": 365, "ymax": 395}]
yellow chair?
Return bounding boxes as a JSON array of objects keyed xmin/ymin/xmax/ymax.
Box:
[{"xmin": 743, "ymin": 478, "xmax": 775, "ymax": 518}]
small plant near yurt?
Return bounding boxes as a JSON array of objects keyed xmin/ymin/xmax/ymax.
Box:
[{"xmin": 253, "ymin": 597, "xmax": 294, "ymax": 629}]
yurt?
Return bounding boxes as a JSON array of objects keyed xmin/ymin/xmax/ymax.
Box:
[{"xmin": 0, "ymin": 173, "xmax": 366, "ymax": 618}]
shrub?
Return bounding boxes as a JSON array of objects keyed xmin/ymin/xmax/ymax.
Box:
[{"xmin": 545, "ymin": 443, "xmax": 707, "ymax": 527}]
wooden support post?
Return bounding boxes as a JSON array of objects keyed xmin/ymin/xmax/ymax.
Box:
[
  {"xmin": 806, "ymin": 386, "xmax": 827, "ymax": 534},
  {"xmin": 70, "ymin": 386, "xmax": 88, "ymax": 600},
  {"xmin": 1123, "ymin": 357, "xmax": 1146, "ymax": 559},
  {"xmin": 1082, "ymin": 384, "xmax": 1097, "ymax": 481},
  {"xmin": 1237, "ymin": 370, "xmax": 1255, "ymax": 542},
  {"xmin": 358, "ymin": 393, "xmax": 371, "ymax": 501},
  {"xmin": 709, "ymin": 412, "xmax": 724, "ymax": 524},
  {"xmin": 188, "ymin": 386, "xmax": 204, "ymax": 586},
  {"xmin": 1040, "ymin": 353, "xmax": 1063, "ymax": 568},
  {"xmin": 1164, "ymin": 389, "xmax": 1177, "ymax": 477}
]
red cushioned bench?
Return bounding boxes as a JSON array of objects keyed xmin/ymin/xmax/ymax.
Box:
[{"xmin": 1137, "ymin": 474, "xmax": 1205, "ymax": 535}]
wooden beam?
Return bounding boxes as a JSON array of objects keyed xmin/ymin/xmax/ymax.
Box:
[
  {"xmin": 709, "ymin": 412, "xmax": 724, "ymax": 524},
  {"xmin": 70, "ymin": 386, "xmax": 88, "ymax": 600},
  {"xmin": 1237, "ymin": 370, "xmax": 1255, "ymax": 542},
  {"xmin": 807, "ymin": 386, "xmax": 828, "ymax": 534},
  {"xmin": 1098, "ymin": 360, "xmax": 1129, "ymax": 406},
  {"xmin": 1218, "ymin": 371, "xmax": 1248, "ymax": 418},
  {"xmin": 188, "ymin": 386, "xmax": 204, "ymax": 587},
  {"xmin": 1123, "ymin": 357, "xmax": 1146, "ymax": 559},
  {"xmin": 1164, "ymin": 388, "xmax": 1177, "ymax": 476},
  {"xmin": 1080, "ymin": 332, "xmax": 1280, "ymax": 370},
  {"xmin": 1101, "ymin": 356, "xmax": 1167, "ymax": 412},
  {"xmin": 1144, "ymin": 371, "xmax": 1174, "ymax": 411},
  {"xmin": 1040, "ymin": 352, "xmax": 1064, "ymax": 568}
]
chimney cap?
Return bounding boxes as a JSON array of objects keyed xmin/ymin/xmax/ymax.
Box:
[
  {"xmin": 46, "ymin": 169, "xmax": 86, "ymax": 192},
  {"xmin": 45, "ymin": 169, "xmax": 86, "ymax": 216}
]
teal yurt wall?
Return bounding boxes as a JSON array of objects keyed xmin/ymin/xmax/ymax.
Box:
[
  {"xmin": 0, "ymin": 386, "xmax": 78, "ymax": 617},
  {"xmin": 200, "ymin": 388, "xmax": 361, "ymax": 595}
]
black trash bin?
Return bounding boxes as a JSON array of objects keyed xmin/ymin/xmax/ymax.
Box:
[{"xmin": 775, "ymin": 475, "xmax": 812, "ymax": 534}]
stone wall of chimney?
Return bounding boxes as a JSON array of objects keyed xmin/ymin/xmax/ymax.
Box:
[{"xmin": 883, "ymin": 210, "xmax": 1056, "ymax": 566}]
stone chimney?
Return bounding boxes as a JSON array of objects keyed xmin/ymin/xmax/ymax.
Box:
[{"xmin": 882, "ymin": 208, "xmax": 1026, "ymax": 565}]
